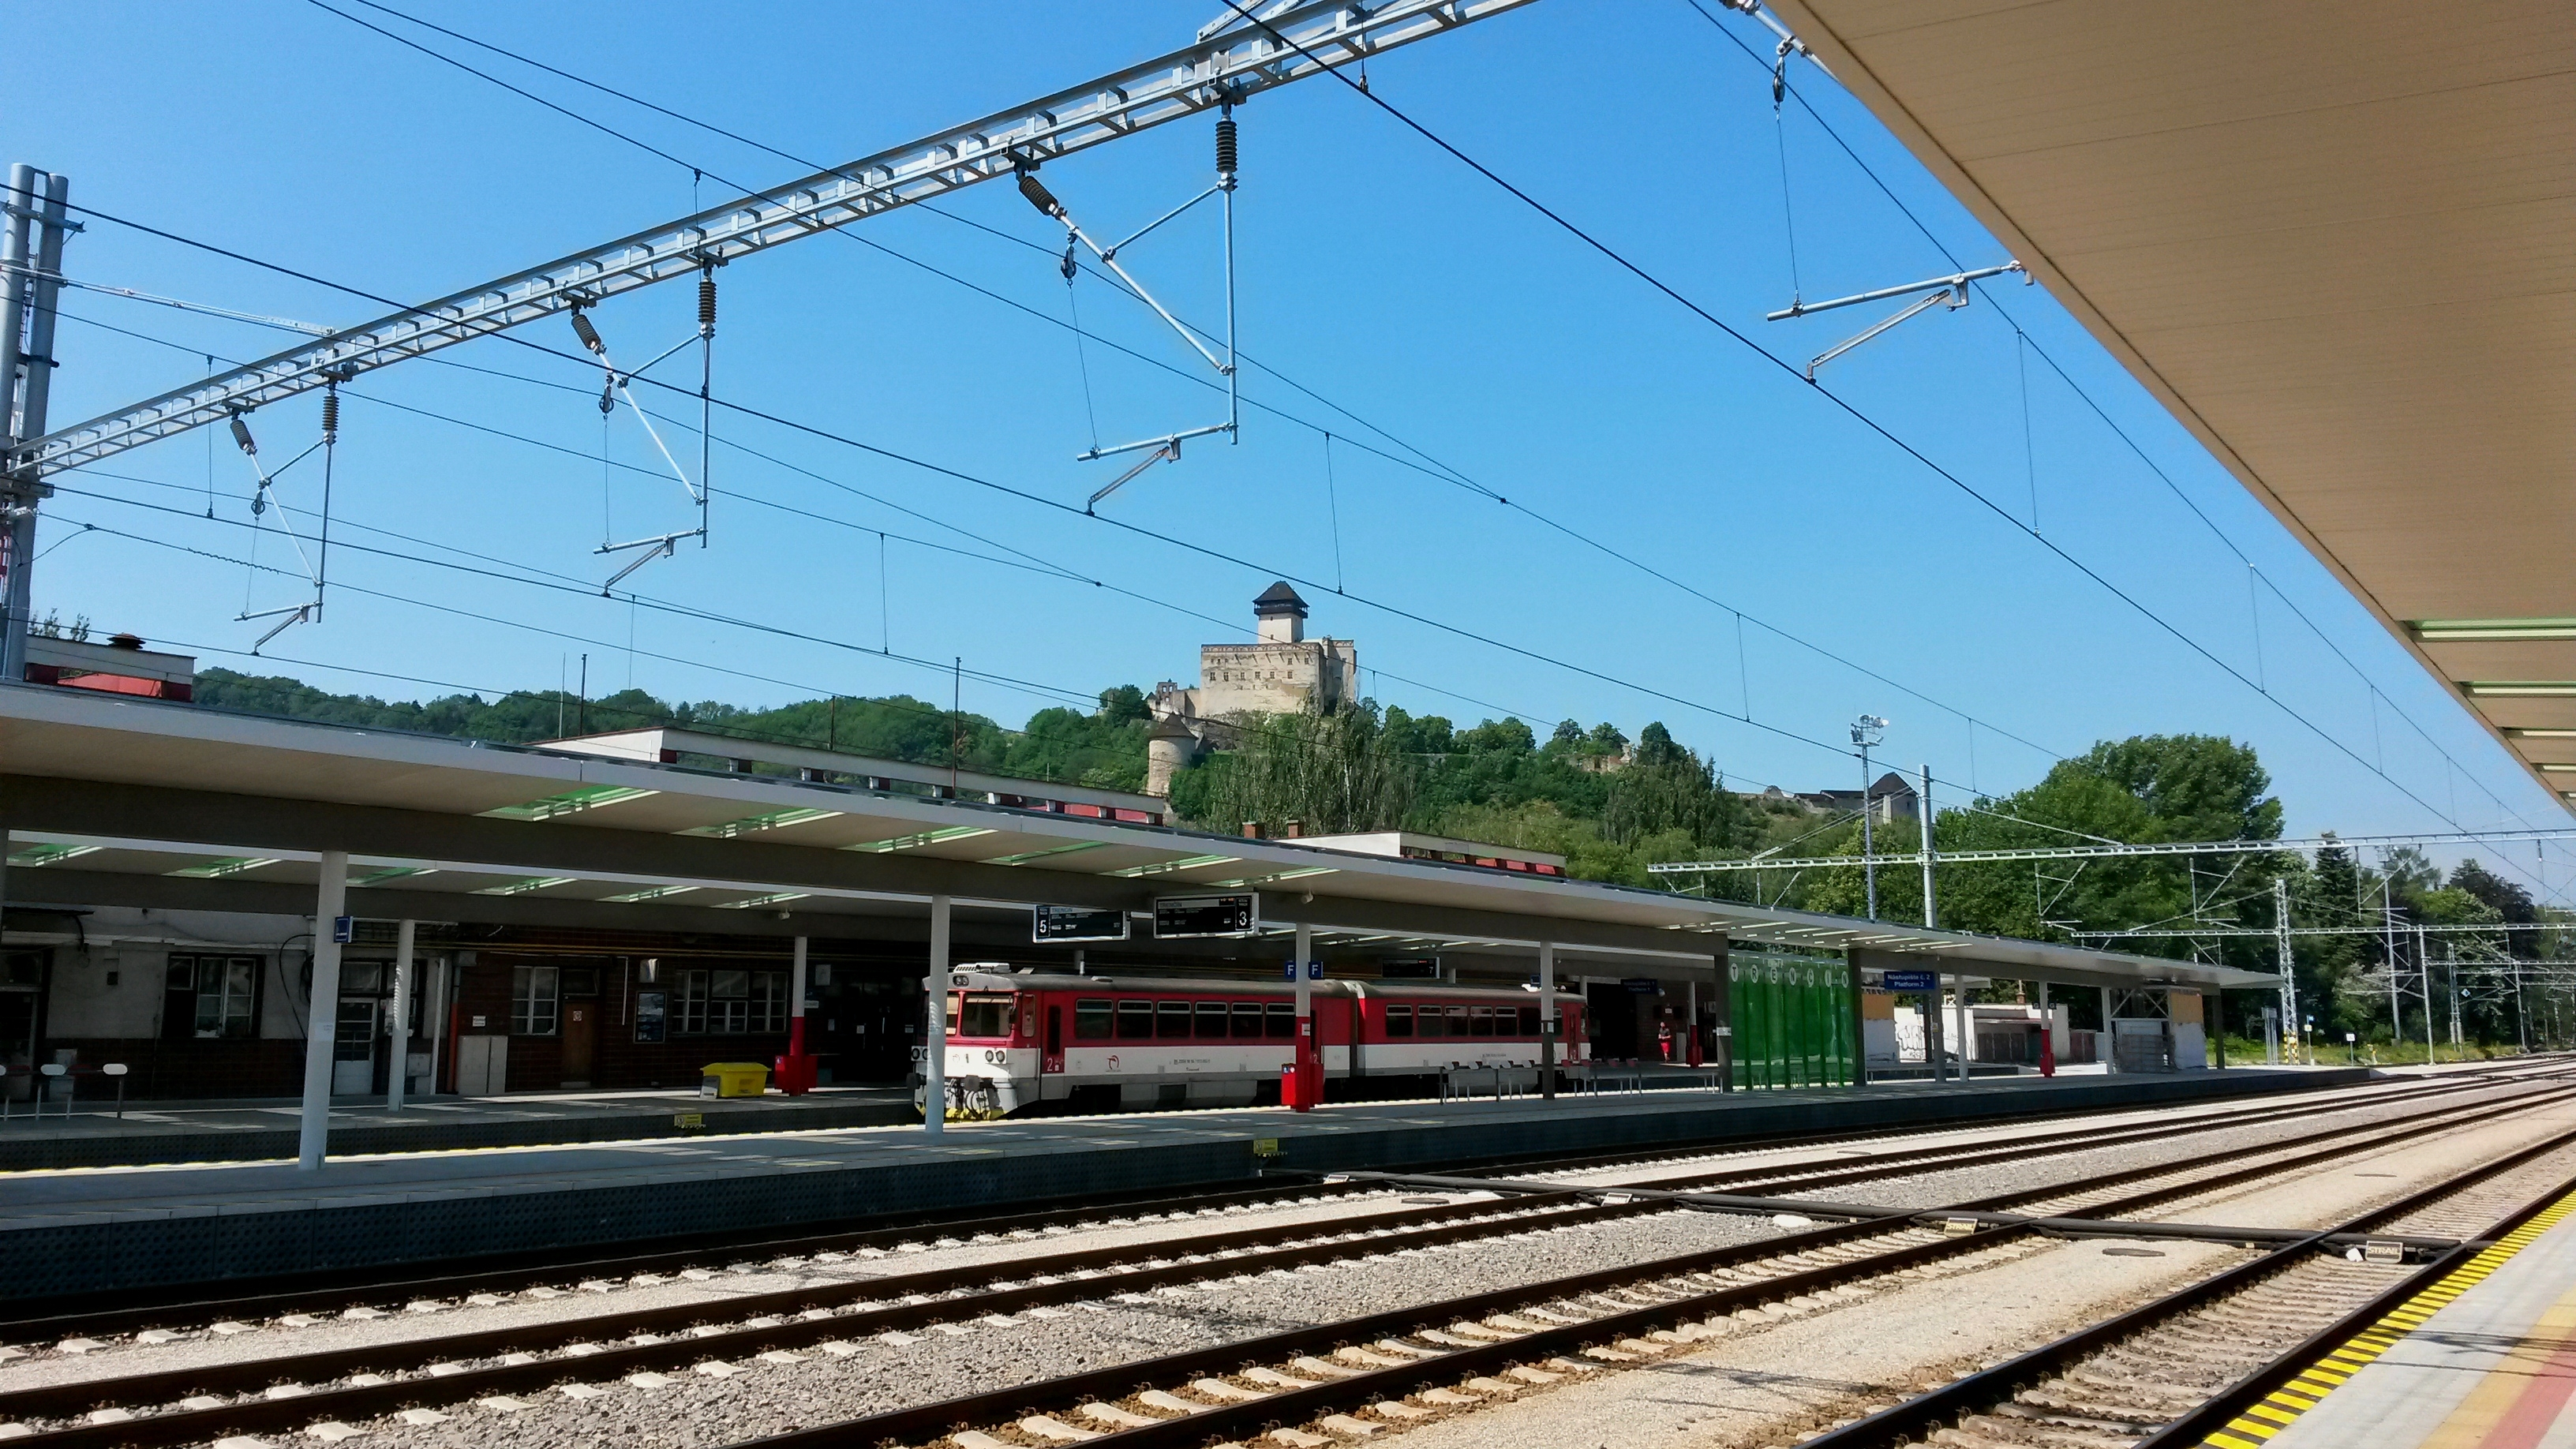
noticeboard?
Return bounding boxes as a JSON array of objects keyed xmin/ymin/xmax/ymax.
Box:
[
  {"xmin": 635, "ymin": 989, "xmax": 668, "ymax": 1043},
  {"xmin": 1881, "ymin": 969, "xmax": 1938, "ymax": 992},
  {"xmin": 1154, "ymin": 893, "xmax": 1258, "ymax": 938},
  {"xmin": 1032, "ymin": 904, "xmax": 1130, "ymax": 942}
]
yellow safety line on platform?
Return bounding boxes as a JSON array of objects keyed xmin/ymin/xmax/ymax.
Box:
[{"xmin": 2198, "ymin": 1185, "xmax": 2576, "ymax": 1447}]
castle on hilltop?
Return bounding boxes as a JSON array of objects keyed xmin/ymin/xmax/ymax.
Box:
[{"xmin": 1144, "ymin": 582, "xmax": 1358, "ymax": 797}]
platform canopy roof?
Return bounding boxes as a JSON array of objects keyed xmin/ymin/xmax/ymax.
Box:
[
  {"xmin": 1767, "ymin": 0, "xmax": 2574, "ymax": 808},
  {"xmin": 0, "ymin": 686, "xmax": 2271, "ymax": 991}
]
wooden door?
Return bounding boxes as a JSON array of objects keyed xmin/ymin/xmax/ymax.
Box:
[{"xmin": 561, "ymin": 1001, "xmax": 597, "ymax": 1084}]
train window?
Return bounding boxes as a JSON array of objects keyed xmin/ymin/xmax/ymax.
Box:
[
  {"xmin": 1417, "ymin": 1005, "xmax": 1445, "ymax": 1038},
  {"xmin": 1518, "ymin": 1005, "xmax": 1541, "ymax": 1036},
  {"xmin": 1075, "ymin": 998, "xmax": 1113, "ymax": 1040},
  {"xmin": 1231, "ymin": 1002, "xmax": 1266, "ymax": 1039},
  {"xmin": 1470, "ymin": 1005, "xmax": 1496, "ymax": 1037},
  {"xmin": 1115, "ymin": 1000, "xmax": 1155, "ymax": 1039},
  {"xmin": 1265, "ymin": 1002, "xmax": 1297, "ymax": 1039},
  {"xmin": 1383, "ymin": 1004, "xmax": 1413, "ymax": 1038},
  {"xmin": 1443, "ymin": 1004, "xmax": 1470, "ymax": 1036},
  {"xmin": 957, "ymin": 993, "xmax": 1014, "ymax": 1040},
  {"xmin": 1157, "ymin": 1001, "xmax": 1193, "ymax": 1039},
  {"xmin": 1195, "ymin": 1002, "xmax": 1230, "ymax": 1039}
]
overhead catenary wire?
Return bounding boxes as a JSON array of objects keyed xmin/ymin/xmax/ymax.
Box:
[
  {"xmin": 41, "ymin": 209, "xmax": 1886, "ymax": 774},
  {"xmin": 1211, "ymin": 0, "xmax": 2554, "ymax": 897},
  {"xmin": 290, "ymin": 0, "xmax": 2073, "ymax": 769},
  {"xmin": 67, "ymin": 310, "xmax": 1861, "ymax": 799},
  {"xmin": 1680, "ymin": 0, "xmax": 2545, "ymax": 842}
]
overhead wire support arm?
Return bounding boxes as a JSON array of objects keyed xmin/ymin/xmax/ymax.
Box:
[
  {"xmin": 12, "ymin": 0, "xmax": 1538, "ymax": 477},
  {"xmin": 1766, "ymin": 261, "xmax": 2027, "ymax": 380},
  {"xmin": 1025, "ymin": 95, "xmax": 1244, "ymax": 489}
]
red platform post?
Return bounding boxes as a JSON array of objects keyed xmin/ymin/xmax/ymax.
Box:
[{"xmin": 773, "ymin": 935, "xmax": 818, "ymax": 1095}]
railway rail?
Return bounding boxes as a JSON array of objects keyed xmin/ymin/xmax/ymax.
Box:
[
  {"xmin": 7, "ymin": 1076, "xmax": 2556, "ymax": 1447},
  {"xmin": 5, "ymin": 1066, "xmax": 2522, "ymax": 1348},
  {"xmin": 1791, "ymin": 1120, "xmax": 2576, "ymax": 1448}
]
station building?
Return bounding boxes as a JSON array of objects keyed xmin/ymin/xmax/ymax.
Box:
[{"xmin": 0, "ymin": 669, "xmax": 2269, "ymax": 1105}]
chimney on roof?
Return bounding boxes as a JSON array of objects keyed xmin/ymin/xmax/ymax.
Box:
[{"xmin": 1253, "ymin": 581, "xmax": 1307, "ymax": 644}]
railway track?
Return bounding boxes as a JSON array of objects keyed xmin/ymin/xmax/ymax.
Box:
[
  {"xmin": 1789, "ymin": 1117, "xmax": 2576, "ymax": 1449},
  {"xmin": 5, "ymin": 1066, "xmax": 2520, "ymax": 1350},
  {"xmin": 6, "ymin": 1076, "xmax": 2547, "ymax": 1449}
]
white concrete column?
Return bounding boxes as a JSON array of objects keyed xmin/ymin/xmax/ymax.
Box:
[
  {"xmin": 1953, "ymin": 975, "xmax": 1972, "ymax": 1081},
  {"xmin": 425, "ymin": 955, "xmax": 449, "ymax": 1098},
  {"xmin": 2101, "ymin": 986, "xmax": 2116, "ymax": 1073},
  {"xmin": 387, "ymin": 919, "xmax": 415, "ymax": 1111},
  {"xmin": 1539, "ymin": 940, "xmax": 1557, "ymax": 1099},
  {"xmin": 298, "ymin": 851, "xmax": 350, "ymax": 1170},
  {"xmin": 924, "ymin": 896, "xmax": 950, "ymax": 1137}
]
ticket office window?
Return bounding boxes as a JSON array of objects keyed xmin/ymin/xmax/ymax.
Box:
[
  {"xmin": 164, "ymin": 955, "xmax": 260, "ymax": 1040},
  {"xmin": 676, "ymin": 969, "xmax": 787, "ymax": 1035}
]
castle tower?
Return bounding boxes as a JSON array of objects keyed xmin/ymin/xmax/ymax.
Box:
[{"xmin": 1254, "ymin": 581, "xmax": 1307, "ymax": 644}]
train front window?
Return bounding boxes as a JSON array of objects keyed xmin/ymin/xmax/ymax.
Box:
[
  {"xmin": 1115, "ymin": 1000, "xmax": 1155, "ymax": 1039},
  {"xmin": 1157, "ymin": 1001, "xmax": 1193, "ymax": 1039},
  {"xmin": 957, "ymin": 993, "xmax": 1015, "ymax": 1040},
  {"xmin": 1195, "ymin": 1002, "xmax": 1230, "ymax": 1039},
  {"xmin": 1383, "ymin": 1005, "xmax": 1414, "ymax": 1038},
  {"xmin": 1075, "ymin": 998, "xmax": 1113, "ymax": 1040}
]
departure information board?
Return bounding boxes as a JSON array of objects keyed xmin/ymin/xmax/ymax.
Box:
[{"xmin": 1153, "ymin": 893, "xmax": 1258, "ymax": 938}]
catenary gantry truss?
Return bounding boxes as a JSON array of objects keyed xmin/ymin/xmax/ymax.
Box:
[{"xmin": 6, "ymin": 0, "xmax": 1540, "ymax": 477}]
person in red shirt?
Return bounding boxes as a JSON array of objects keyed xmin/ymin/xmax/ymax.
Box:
[{"xmin": 1657, "ymin": 1017, "xmax": 1675, "ymax": 1062}]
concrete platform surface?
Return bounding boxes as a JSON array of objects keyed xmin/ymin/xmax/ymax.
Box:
[
  {"xmin": 0, "ymin": 1084, "xmax": 915, "ymax": 1172},
  {"xmin": 2255, "ymin": 1181, "xmax": 2576, "ymax": 1449},
  {"xmin": 0, "ymin": 1066, "xmax": 2365, "ymax": 1302}
]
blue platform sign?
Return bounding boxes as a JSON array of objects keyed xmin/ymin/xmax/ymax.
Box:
[
  {"xmin": 331, "ymin": 915, "xmax": 355, "ymax": 945},
  {"xmin": 1881, "ymin": 969, "xmax": 1938, "ymax": 991},
  {"xmin": 1283, "ymin": 960, "xmax": 1323, "ymax": 980}
]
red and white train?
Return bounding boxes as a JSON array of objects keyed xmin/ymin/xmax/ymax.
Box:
[{"xmin": 915, "ymin": 967, "xmax": 1591, "ymax": 1116}]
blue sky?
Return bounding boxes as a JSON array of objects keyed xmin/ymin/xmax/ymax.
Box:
[{"xmin": 12, "ymin": 1, "xmax": 2563, "ymax": 893}]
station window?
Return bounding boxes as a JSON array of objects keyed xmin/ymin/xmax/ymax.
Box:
[
  {"xmin": 1075, "ymin": 998, "xmax": 1113, "ymax": 1040},
  {"xmin": 164, "ymin": 954, "xmax": 260, "ymax": 1040},
  {"xmin": 1115, "ymin": 1000, "xmax": 1155, "ymax": 1040},
  {"xmin": 1383, "ymin": 1004, "xmax": 1414, "ymax": 1039},
  {"xmin": 1265, "ymin": 1002, "xmax": 1297, "ymax": 1039},
  {"xmin": 1195, "ymin": 1002, "xmax": 1230, "ymax": 1039},
  {"xmin": 511, "ymin": 965, "xmax": 560, "ymax": 1036},
  {"xmin": 957, "ymin": 992, "xmax": 1015, "ymax": 1040},
  {"xmin": 676, "ymin": 969, "xmax": 787, "ymax": 1035},
  {"xmin": 1231, "ymin": 1002, "xmax": 1267, "ymax": 1039},
  {"xmin": 1157, "ymin": 1001, "xmax": 1193, "ymax": 1039}
]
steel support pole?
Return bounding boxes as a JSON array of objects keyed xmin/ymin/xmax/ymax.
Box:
[
  {"xmin": 1714, "ymin": 942, "xmax": 1734, "ymax": 1091},
  {"xmin": 297, "ymin": 851, "xmax": 349, "ymax": 1171},
  {"xmin": 2420, "ymin": 925, "xmax": 2435, "ymax": 1064},
  {"xmin": 0, "ymin": 165, "xmax": 39, "ymax": 687},
  {"xmin": 1859, "ymin": 744, "xmax": 1878, "ymax": 921},
  {"xmin": 923, "ymin": 894, "xmax": 949, "ymax": 1137},
  {"xmin": 2272, "ymin": 875, "xmax": 2299, "ymax": 1064},
  {"xmin": 387, "ymin": 919, "xmax": 414, "ymax": 1111},
  {"xmin": 1538, "ymin": 939, "xmax": 1556, "ymax": 1099},
  {"xmin": 1917, "ymin": 766, "xmax": 1937, "ymax": 929}
]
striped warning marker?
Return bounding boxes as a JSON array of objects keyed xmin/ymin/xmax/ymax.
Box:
[{"xmin": 2199, "ymin": 1189, "xmax": 2576, "ymax": 1447}]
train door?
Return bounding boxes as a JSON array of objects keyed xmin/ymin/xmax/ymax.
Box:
[{"xmin": 1042, "ymin": 1003, "xmax": 1065, "ymax": 1075}]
